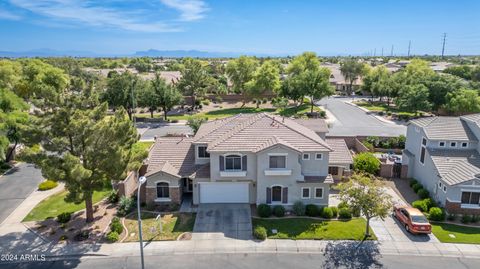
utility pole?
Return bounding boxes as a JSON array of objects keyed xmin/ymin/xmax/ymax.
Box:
[
  {"xmin": 390, "ymin": 45, "xmax": 394, "ymax": 57},
  {"xmin": 374, "ymin": 48, "xmax": 376, "ymax": 57},
  {"xmin": 441, "ymin": 33, "xmax": 447, "ymax": 59},
  {"xmin": 381, "ymin": 47, "xmax": 384, "ymax": 57},
  {"xmin": 407, "ymin": 40, "xmax": 411, "ymax": 57}
]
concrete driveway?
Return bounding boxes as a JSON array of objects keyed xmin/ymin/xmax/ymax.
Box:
[
  {"xmin": 317, "ymin": 97, "xmax": 406, "ymax": 137},
  {"xmin": 192, "ymin": 204, "xmax": 252, "ymax": 240},
  {"xmin": 0, "ymin": 163, "xmax": 44, "ymax": 224}
]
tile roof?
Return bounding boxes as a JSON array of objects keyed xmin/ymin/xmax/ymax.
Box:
[
  {"xmin": 410, "ymin": 116, "xmax": 477, "ymax": 141},
  {"xmin": 325, "ymin": 138, "xmax": 353, "ymax": 165},
  {"xmin": 201, "ymin": 113, "xmax": 332, "ymax": 152},
  {"xmin": 293, "ymin": 119, "xmax": 329, "ymax": 134},
  {"xmin": 301, "ymin": 175, "xmax": 334, "ymax": 184},
  {"xmin": 429, "ymin": 149, "xmax": 480, "ymax": 186}
]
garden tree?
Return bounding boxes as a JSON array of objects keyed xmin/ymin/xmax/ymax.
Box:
[
  {"xmin": 0, "ymin": 88, "xmax": 29, "ymax": 162},
  {"xmin": 22, "ymin": 80, "xmax": 142, "ymax": 223},
  {"xmin": 279, "ymin": 76, "xmax": 304, "ymax": 105},
  {"xmin": 103, "ymin": 71, "xmax": 146, "ymax": 120},
  {"xmin": 361, "ymin": 66, "xmax": 390, "ymax": 100},
  {"xmin": 340, "ymin": 59, "xmax": 368, "ymax": 96},
  {"xmin": 130, "ymin": 57, "xmax": 153, "ymax": 73},
  {"xmin": 353, "ymin": 152, "xmax": 381, "ymax": 174},
  {"xmin": 395, "ymin": 84, "xmax": 432, "ymax": 115},
  {"xmin": 226, "ymin": 56, "xmax": 259, "ymax": 106},
  {"xmin": 246, "ymin": 60, "xmax": 281, "ymax": 108},
  {"xmin": 423, "ymin": 74, "xmax": 464, "ymax": 112},
  {"xmin": 402, "ymin": 59, "xmax": 435, "ymax": 84},
  {"xmin": 444, "ymin": 65, "xmax": 473, "ymax": 80},
  {"xmin": 287, "ymin": 52, "xmax": 320, "ymax": 76},
  {"xmin": 177, "ymin": 58, "xmax": 213, "ymax": 110},
  {"xmin": 445, "ymin": 88, "xmax": 480, "ymax": 115},
  {"xmin": 187, "ymin": 116, "xmax": 207, "ymax": 134},
  {"xmin": 337, "ymin": 173, "xmax": 393, "ymax": 239},
  {"xmin": 0, "ymin": 60, "xmax": 22, "ymax": 91},
  {"xmin": 299, "ymin": 67, "xmax": 335, "ymax": 113},
  {"xmin": 472, "ymin": 66, "xmax": 480, "ymax": 82},
  {"xmin": 150, "ymin": 73, "xmax": 183, "ymax": 120}
]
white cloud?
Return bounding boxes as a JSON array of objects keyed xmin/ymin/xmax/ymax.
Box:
[
  {"xmin": 0, "ymin": 9, "xmax": 21, "ymax": 20},
  {"xmin": 8, "ymin": 0, "xmax": 208, "ymax": 32},
  {"xmin": 160, "ymin": 0, "xmax": 208, "ymax": 21}
]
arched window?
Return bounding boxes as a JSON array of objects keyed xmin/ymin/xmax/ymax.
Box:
[
  {"xmin": 225, "ymin": 154, "xmax": 242, "ymax": 171},
  {"xmin": 271, "ymin": 186, "xmax": 282, "ymax": 202},
  {"xmin": 156, "ymin": 182, "xmax": 169, "ymax": 198}
]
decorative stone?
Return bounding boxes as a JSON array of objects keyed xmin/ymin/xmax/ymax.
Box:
[{"xmin": 271, "ymin": 229, "xmax": 278, "ymax": 234}]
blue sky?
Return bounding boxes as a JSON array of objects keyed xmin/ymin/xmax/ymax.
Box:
[{"xmin": 1, "ymin": 0, "xmax": 480, "ymax": 56}]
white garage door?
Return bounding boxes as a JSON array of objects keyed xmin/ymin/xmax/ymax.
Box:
[{"xmin": 199, "ymin": 182, "xmax": 249, "ymax": 203}]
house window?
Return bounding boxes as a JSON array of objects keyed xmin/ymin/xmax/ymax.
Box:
[
  {"xmin": 438, "ymin": 182, "xmax": 443, "ymax": 188},
  {"xmin": 422, "ymin": 138, "xmax": 427, "ymax": 146},
  {"xmin": 301, "ymin": 187, "xmax": 310, "ymax": 199},
  {"xmin": 443, "ymin": 186, "xmax": 447, "ymax": 192},
  {"xmin": 225, "ymin": 155, "xmax": 242, "ymax": 171},
  {"xmin": 269, "ymin": 155, "xmax": 286, "ymax": 169},
  {"xmin": 329, "ymin": 166, "xmax": 339, "ymax": 175},
  {"xmin": 439, "ymin": 141, "xmax": 446, "ymax": 147},
  {"xmin": 198, "ymin": 146, "xmax": 210, "ymax": 158},
  {"xmin": 420, "ymin": 146, "xmax": 426, "ymax": 164},
  {"xmin": 450, "ymin": 142, "xmax": 457, "ymax": 147},
  {"xmin": 302, "ymin": 153, "xmax": 310, "ymax": 160},
  {"xmin": 156, "ymin": 182, "xmax": 169, "ymax": 198},
  {"xmin": 462, "ymin": 142, "xmax": 468, "ymax": 148},
  {"xmin": 461, "ymin": 192, "xmax": 480, "ymax": 205},
  {"xmin": 271, "ymin": 186, "xmax": 282, "ymax": 202},
  {"xmin": 314, "ymin": 187, "xmax": 323, "ymax": 199},
  {"xmin": 315, "ymin": 153, "xmax": 323, "ymax": 160}
]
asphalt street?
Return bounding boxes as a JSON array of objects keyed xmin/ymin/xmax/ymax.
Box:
[
  {"xmin": 318, "ymin": 97, "xmax": 407, "ymax": 137},
  {"xmin": 2, "ymin": 253, "xmax": 480, "ymax": 269},
  {"xmin": 0, "ymin": 163, "xmax": 44, "ymax": 224}
]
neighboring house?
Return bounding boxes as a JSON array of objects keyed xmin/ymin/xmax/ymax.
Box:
[
  {"xmin": 142, "ymin": 113, "xmax": 353, "ymax": 208},
  {"xmin": 402, "ymin": 114, "xmax": 480, "ymax": 214},
  {"xmin": 320, "ymin": 63, "xmax": 362, "ymax": 93}
]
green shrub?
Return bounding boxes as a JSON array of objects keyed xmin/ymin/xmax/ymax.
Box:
[
  {"xmin": 412, "ymin": 183, "xmax": 423, "ymax": 193},
  {"xmin": 118, "ymin": 196, "xmax": 135, "ymax": 216},
  {"xmin": 428, "ymin": 207, "xmax": 445, "ymax": 221},
  {"xmin": 338, "ymin": 207, "xmax": 352, "ymax": 219},
  {"xmin": 329, "ymin": 206, "xmax": 338, "ymax": 218},
  {"xmin": 447, "ymin": 213, "xmax": 457, "ymax": 221},
  {"xmin": 412, "ymin": 200, "xmax": 428, "ymax": 212},
  {"xmin": 471, "ymin": 215, "xmax": 480, "ymax": 223},
  {"xmin": 110, "ymin": 218, "xmax": 123, "ymax": 234},
  {"xmin": 292, "ymin": 201, "xmax": 306, "ymax": 216},
  {"xmin": 56, "ymin": 212, "xmax": 72, "ymax": 223},
  {"xmin": 409, "ymin": 179, "xmax": 418, "ymax": 188},
  {"xmin": 423, "ymin": 198, "xmax": 436, "ymax": 209},
  {"xmin": 257, "ymin": 204, "xmax": 271, "ymax": 218},
  {"xmin": 107, "ymin": 190, "xmax": 119, "ymax": 203},
  {"xmin": 106, "ymin": 231, "xmax": 119, "ymax": 242},
  {"xmin": 272, "ymin": 205, "xmax": 286, "ymax": 217},
  {"xmin": 417, "ymin": 189, "xmax": 430, "ymax": 199},
  {"xmin": 0, "ymin": 162, "xmax": 11, "ymax": 170},
  {"xmin": 337, "ymin": 201, "xmax": 349, "ymax": 209},
  {"xmin": 59, "ymin": 235, "xmax": 68, "ymax": 241},
  {"xmin": 253, "ymin": 226, "xmax": 267, "ymax": 240},
  {"xmin": 353, "ymin": 152, "xmax": 380, "ymax": 174},
  {"xmin": 321, "ymin": 207, "xmax": 334, "ymax": 219},
  {"xmin": 362, "ymin": 141, "xmax": 374, "ymax": 151},
  {"xmin": 461, "ymin": 215, "xmax": 472, "ymax": 224},
  {"xmin": 305, "ymin": 204, "xmax": 319, "ymax": 217},
  {"xmin": 38, "ymin": 180, "xmax": 58, "ymax": 191}
]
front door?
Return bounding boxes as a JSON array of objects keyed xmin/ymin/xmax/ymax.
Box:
[{"xmin": 183, "ymin": 178, "xmax": 193, "ymax": 193}]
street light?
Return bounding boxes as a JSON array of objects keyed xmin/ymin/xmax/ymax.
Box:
[{"xmin": 137, "ymin": 176, "xmax": 147, "ymax": 269}]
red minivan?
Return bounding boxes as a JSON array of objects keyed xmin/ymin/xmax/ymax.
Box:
[{"xmin": 393, "ymin": 205, "xmax": 432, "ymax": 234}]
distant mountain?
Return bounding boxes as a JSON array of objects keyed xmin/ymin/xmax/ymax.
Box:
[{"xmin": 0, "ymin": 48, "xmax": 103, "ymax": 58}]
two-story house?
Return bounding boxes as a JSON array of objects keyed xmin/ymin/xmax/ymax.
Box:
[
  {"xmin": 402, "ymin": 114, "xmax": 480, "ymax": 214},
  {"xmin": 142, "ymin": 113, "xmax": 352, "ymax": 208}
]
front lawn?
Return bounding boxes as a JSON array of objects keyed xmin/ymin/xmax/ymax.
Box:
[
  {"xmin": 355, "ymin": 101, "xmax": 418, "ymax": 117},
  {"xmin": 252, "ymin": 218, "xmax": 376, "ymax": 240},
  {"xmin": 123, "ymin": 212, "xmax": 196, "ymax": 241},
  {"xmin": 431, "ymin": 222, "xmax": 480, "ymax": 244},
  {"xmin": 23, "ymin": 189, "xmax": 111, "ymax": 222}
]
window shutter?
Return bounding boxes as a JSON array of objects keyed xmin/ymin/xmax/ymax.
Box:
[
  {"xmin": 266, "ymin": 187, "xmax": 271, "ymax": 204},
  {"xmin": 242, "ymin": 155, "xmax": 247, "ymax": 171},
  {"xmin": 282, "ymin": 187, "xmax": 288, "ymax": 204},
  {"xmin": 219, "ymin": 155, "xmax": 224, "ymax": 171}
]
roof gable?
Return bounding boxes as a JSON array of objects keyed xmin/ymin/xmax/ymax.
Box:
[{"xmin": 410, "ymin": 116, "xmax": 477, "ymax": 141}]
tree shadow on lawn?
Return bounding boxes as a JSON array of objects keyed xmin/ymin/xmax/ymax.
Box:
[{"xmin": 322, "ymin": 241, "xmax": 383, "ymax": 269}]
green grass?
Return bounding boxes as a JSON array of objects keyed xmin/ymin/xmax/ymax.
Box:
[
  {"xmin": 23, "ymin": 189, "xmax": 111, "ymax": 222},
  {"xmin": 431, "ymin": 222, "xmax": 480, "ymax": 244},
  {"xmin": 134, "ymin": 141, "xmax": 154, "ymax": 151},
  {"xmin": 124, "ymin": 212, "xmax": 196, "ymax": 241},
  {"xmin": 355, "ymin": 101, "xmax": 417, "ymax": 117},
  {"xmin": 252, "ymin": 217, "xmax": 376, "ymax": 240},
  {"xmin": 279, "ymin": 103, "xmax": 322, "ymax": 117}
]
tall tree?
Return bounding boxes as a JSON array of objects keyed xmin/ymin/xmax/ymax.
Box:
[
  {"xmin": 395, "ymin": 84, "xmax": 432, "ymax": 115},
  {"xmin": 337, "ymin": 173, "xmax": 392, "ymax": 239},
  {"xmin": 445, "ymin": 88, "xmax": 480, "ymax": 115},
  {"xmin": 226, "ymin": 56, "xmax": 259, "ymax": 106},
  {"xmin": 340, "ymin": 59, "xmax": 367, "ymax": 96},
  {"xmin": 361, "ymin": 66, "xmax": 390, "ymax": 101},
  {"xmin": 177, "ymin": 58, "xmax": 212, "ymax": 110},
  {"xmin": 299, "ymin": 68, "xmax": 335, "ymax": 113},
  {"xmin": 103, "ymin": 71, "xmax": 145, "ymax": 120},
  {"xmin": 150, "ymin": 73, "xmax": 183, "ymax": 120},
  {"xmin": 246, "ymin": 60, "xmax": 281, "ymax": 108}
]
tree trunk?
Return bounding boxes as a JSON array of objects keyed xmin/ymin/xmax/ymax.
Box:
[
  {"xmin": 5, "ymin": 141, "xmax": 17, "ymax": 162},
  {"xmin": 163, "ymin": 106, "xmax": 168, "ymax": 121},
  {"xmin": 256, "ymin": 101, "xmax": 260, "ymax": 109},
  {"xmin": 365, "ymin": 217, "xmax": 371, "ymax": 237},
  {"xmin": 241, "ymin": 90, "xmax": 247, "ymax": 108},
  {"xmin": 191, "ymin": 94, "xmax": 196, "ymax": 111},
  {"xmin": 85, "ymin": 193, "xmax": 94, "ymax": 223},
  {"xmin": 310, "ymin": 98, "xmax": 315, "ymax": 113},
  {"xmin": 150, "ymin": 109, "xmax": 154, "ymax": 118},
  {"xmin": 127, "ymin": 109, "xmax": 132, "ymax": 121}
]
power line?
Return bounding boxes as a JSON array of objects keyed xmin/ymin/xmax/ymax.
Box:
[
  {"xmin": 390, "ymin": 45, "xmax": 394, "ymax": 57},
  {"xmin": 407, "ymin": 40, "xmax": 411, "ymax": 57},
  {"xmin": 441, "ymin": 33, "xmax": 447, "ymax": 58}
]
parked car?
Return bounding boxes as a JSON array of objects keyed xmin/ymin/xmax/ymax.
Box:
[{"xmin": 393, "ymin": 205, "xmax": 431, "ymax": 234}]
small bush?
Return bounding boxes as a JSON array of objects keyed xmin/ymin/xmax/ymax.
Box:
[
  {"xmin": 447, "ymin": 213, "xmax": 457, "ymax": 221},
  {"xmin": 201, "ymin": 99, "xmax": 211, "ymax": 106},
  {"xmin": 412, "ymin": 183, "xmax": 423, "ymax": 193},
  {"xmin": 38, "ymin": 180, "xmax": 58, "ymax": 191},
  {"xmin": 329, "ymin": 206, "xmax": 338, "ymax": 218},
  {"xmin": 338, "ymin": 207, "xmax": 352, "ymax": 219},
  {"xmin": 305, "ymin": 204, "xmax": 319, "ymax": 217},
  {"xmin": 107, "ymin": 190, "xmax": 119, "ymax": 203},
  {"xmin": 59, "ymin": 235, "xmax": 68, "ymax": 241},
  {"xmin": 110, "ymin": 218, "xmax": 123, "ymax": 234},
  {"xmin": 337, "ymin": 201, "xmax": 348, "ymax": 209},
  {"xmin": 56, "ymin": 212, "xmax": 72, "ymax": 223},
  {"xmin": 321, "ymin": 207, "xmax": 334, "ymax": 219},
  {"xmin": 412, "ymin": 200, "xmax": 428, "ymax": 212},
  {"xmin": 417, "ymin": 189, "xmax": 430, "ymax": 199},
  {"xmin": 292, "ymin": 201, "xmax": 306, "ymax": 216},
  {"xmin": 118, "ymin": 196, "xmax": 135, "ymax": 216},
  {"xmin": 471, "ymin": 215, "xmax": 480, "ymax": 223},
  {"xmin": 272, "ymin": 205, "xmax": 286, "ymax": 217},
  {"xmin": 461, "ymin": 215, "xmax": 472, "ymax": 224},
  {"xmin": 0, "ymin": 162, "xmax": 11, "ymax": 170},
  {"xmin": 106, "ymin": 231, "xmax": 119, "ymax": 242},
  {"xmin": 253, "ymin": 226, "xmax": 267, "ymax": 240},
  {"xmin": 428, "ymin": 207, "xmax": 445, "ymax": 221},
  {"xmin": 409, "ymin": 179, "xmax": 418, "ymax": 188},
  {"xmin": 257, "ymin": 204, "xmax": 271, "ymax": 218}
]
